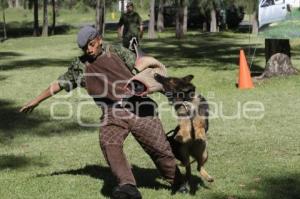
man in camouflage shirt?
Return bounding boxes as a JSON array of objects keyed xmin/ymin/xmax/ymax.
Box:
[
  {"xmin": 118, "ymin": 2, "xmax": 143, "ymax": 49},
  {"xmin": 20, "ymin": 26, "xmax": 186, "ymax": 199}
]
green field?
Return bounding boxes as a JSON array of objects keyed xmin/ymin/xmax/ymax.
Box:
[{"xmin": 1, "ymin": 19, "xmax": 300, "ymax": 199}]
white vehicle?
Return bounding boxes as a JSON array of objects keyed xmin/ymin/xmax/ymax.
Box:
[{"xmin": 258, "ymin": 0, "xmax": 288, "ymax": 28}]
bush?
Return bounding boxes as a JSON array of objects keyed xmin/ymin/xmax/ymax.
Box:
[{"xmin": 226, "ymin": 4, "xmax": 245, "ymax": 29}]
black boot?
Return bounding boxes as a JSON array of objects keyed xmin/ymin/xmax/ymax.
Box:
[
  {"xmin": 171, "ymin": 167, "xmax": 189, "ymax": 195},
  {"xmin": 171, "ymin": 181, "xmax": 190, "ymax": 195},
  {"xmin": 111, "ymin": 184, "xmax": 142, "ymax": 199}
]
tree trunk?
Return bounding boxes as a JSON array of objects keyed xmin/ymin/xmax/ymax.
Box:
[
  {"xmin": 255, "ymin": 39, "xmax": 298, "ymax": 79},
  {"xmin": 175, "ymin": 0, "xmax": 184, "ymax": 39},
  {"xmin": 28, "ymin": 0, "xmax": 33, "ymax": 9},
  {"xmin": 148, "ymin": 0, "xmax": 156, "ymax": 39},
  {"xmin": 210, "ymin": 9, "xmax": 217, "ymax": 32},
  {"xmin": 265, "ymin": 39, "xmax": 291, "ymax": 63},
  {"xmin": 157, "ymin": 0, "xmax": 164, "ymax": 32},
  {"xmin": 8, "ymin": 0, "xmax": 13, "ymax": 8},
  {"xmin": 96, "ymin": 0, "xmax": 105, "ymax": 36},
  {"xmin": 15, "ymin": 0, "xmax": 20, "ymax": 7},
  {"xmin": 183, "ymin": 0, "xmax": 187, "ymax": 34},
  {"xmin": 23, "ymin": 0, "xmax": 28, "ymax": 9},
  {"xmin": 2, "ymin": 4, "xmax": 7, "ymax": 40},
  {"xmin": 251, "ymin": 11, "xmax": 258, "ymax": 34},
  {"xmin": 42, "ymin": 0, "xmax": 48, "ymax": 37},
  {"xmin": 33, "ymin": 0, "xmax": 39, "ymax": 36},
  {"xmin": 51, "ymin": 0, "xmax": 56, "ymax": 35}
]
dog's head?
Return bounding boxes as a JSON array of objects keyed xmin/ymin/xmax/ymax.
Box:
[{"xmin": 154, "ymin": 73, "xmax": 196, "ymax": 104}]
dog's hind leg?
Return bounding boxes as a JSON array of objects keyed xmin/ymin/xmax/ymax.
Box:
[
  {"xmin": 197, "ymin": 149, "xmax": 214, "ymax": 182},
  {"xmin": 175, "ymin": 147, "xmax": 191, "ymax": 193},
  {"xmin": 180, "ymin": 155, "xmax": 191, "ymax": 193},
  {"xmin": 199, "ymin": 167, "xmax": 214, "ymax": 183},
  {"xmin": 185, "ymin": 162, "xmax": 192, "ymax": 191}
]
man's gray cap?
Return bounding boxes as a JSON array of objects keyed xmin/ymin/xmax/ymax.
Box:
[{"xmin": 77, "ymin": 26, "xmax": 99, "ymax": 48}]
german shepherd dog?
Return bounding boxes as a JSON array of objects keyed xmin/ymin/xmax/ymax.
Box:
[{"xmin": 154, "ymin": 73, "xmax": 214, "ymax": 187}]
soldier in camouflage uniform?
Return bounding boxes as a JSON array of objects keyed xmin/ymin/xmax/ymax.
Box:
[
  {"xmin": 118, "ymin": 2, "xmax": 143, "ymax": 49},
  {"xmin": 20, "ymin": 26, "xmax": 187, "ymax": 199}
]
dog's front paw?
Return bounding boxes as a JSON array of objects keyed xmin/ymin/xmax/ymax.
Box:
[
  {"xmin": 175, "ymin": 134, "xmax": 191, "ymax": 143},
  {"xmin": 175, "ymin": 130, "xmax": 192, "ymax": 143},
  {"xmin": 195, "ymin": 128, "xmax": 207, "ymax": 141}
]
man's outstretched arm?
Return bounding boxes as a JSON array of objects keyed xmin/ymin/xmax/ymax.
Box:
[
  {"xmin": 19, "ymin": 81, "xmax": 62, "ymax": 113},
  {"xmin": 19, "ymin": 57, "xmax": 86, "ymax": 113}
]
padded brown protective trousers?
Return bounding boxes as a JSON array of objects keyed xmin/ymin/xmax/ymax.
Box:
[{"xmin": 99, "ymin": 107, "xmax": 177, "ymax": 186}]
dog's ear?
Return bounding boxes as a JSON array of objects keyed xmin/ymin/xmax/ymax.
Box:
[
  {"xmin": 182, "ymin": 75, "xmax": 194, "ymax": 83},
  {"xmin": 182, "ymin": 84, "xmax": 195, "ymax": 93}
]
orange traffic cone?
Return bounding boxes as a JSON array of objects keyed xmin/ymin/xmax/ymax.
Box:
[{"xmin": 238, "ymin": 49, "xmax": 254, "ymax": 89}]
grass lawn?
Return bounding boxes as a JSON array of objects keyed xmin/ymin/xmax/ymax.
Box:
[{"xmin": 0, "ymin": 28, "xmax": 300, "ymax": 199}]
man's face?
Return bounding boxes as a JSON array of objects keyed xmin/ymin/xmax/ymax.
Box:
[
  {"xmin": 83, "ymin": 36, "xmax": 103, "ymax": 59},
  {"xmin": 126, "ymin": 5, "xmax": 133, "ymax": 13}
]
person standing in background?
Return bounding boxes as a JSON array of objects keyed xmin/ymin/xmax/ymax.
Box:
[{"xmin": 118, "ymin": 2, "xmax": 143, "ymax": 50}]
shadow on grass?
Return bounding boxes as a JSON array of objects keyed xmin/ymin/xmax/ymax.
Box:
[
  {"xmin": 1, "ymin": 20, "xmax": 126, "ymax": 40},
  {"xmin": 45, "ymin": 164, "xmax": 209, "ymax": 197},
  {"xmin": 244, "ymin": 174, "xmax": 300, "ymax": 199},
  {"xmin": 169, "ymin": 173, "xmax": 300, "ymax": 199},
  {"xmin": 220, "ymin": 174, "xmax": 300, "ymax": 199},
  {"xmin": 0, "ymin": 38, "xmax": 72, "ymax": 71},
  {"xmin": 1, "ymin": 58, "xmax": 72, "ymax": 71},
  {"xmin": 0, "ymin": 99, "xmax": 97, "ymax": 144},
  {"xmin": 0, "ymin": 154, "xmax": 48, "ymax": 170},
  {"xmin": 0, "ymin": 99, "xmax": 47, "ymax": 142},
  {"xmin": 189, "ymin": 174, "xmax": 210, "ymax": 195},
  {"xmin": 250, "ymin": 64, "xmax": 265, "ymax": 77},
  {"xmin": 41, "ymin": 165, "xmax": 300, "ymax": 199},
  {"xmin": 0, "ymin": 75, "xmax": 8, "ymax": 81},
  {"xmin": 0, "ymin": 51, "xmax": 23, "ymax": 58},
  {"xmin": 47, "ymin": 164, "xmax": 168, "ymax": 197},
  {"xmin": 235, "ymin": 24, "xmax": 252, "ymax": 34},
  {"xmin": 1, "ymin": 30, "xmax": 269, "ymax": 72},
  {"xmin": 142, "ymin": 33, "xmax": 265, "ymax": 71},
  {"xmin": 0, "ymin": 21, "xmax": 72, "ymax": 38}
]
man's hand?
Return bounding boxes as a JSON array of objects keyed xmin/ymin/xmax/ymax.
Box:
[
  {"xmin": 19, "ymin": 82, "xmax": 62, "ymax": 114},
  {"xmin": 19, "ymin": 100, "xmax": 39, "ymax": 113}
]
